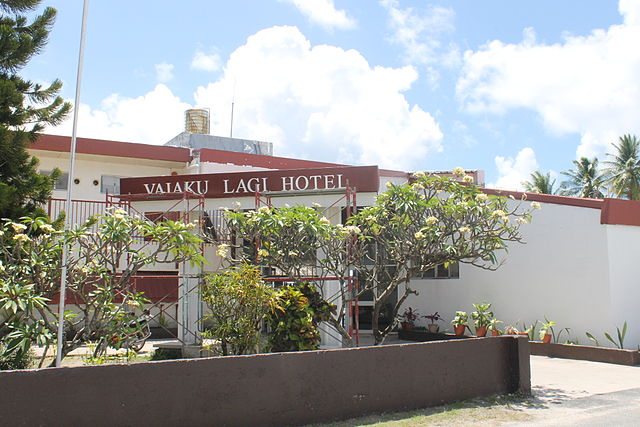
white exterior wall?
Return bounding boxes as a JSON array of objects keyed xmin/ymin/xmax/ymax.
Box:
[
  {"xmin": 32, "ymin": 150, "xmax": 187, "ymax": 201},
  {"xmin": 403, "ymin": 201, "xmax": 622, "ymax": 347},
  {"xmin": 379, "ymin": 176, "xmax": 408, "ymax": 192},
  {"xmin": 606, "ymin": 224, "xmax": 640, "ymax": 348}
]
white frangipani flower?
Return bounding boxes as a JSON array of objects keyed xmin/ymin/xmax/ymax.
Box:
[{"xmin": 452, "ymin": 167, "xmax": 465, "ymax": 177}]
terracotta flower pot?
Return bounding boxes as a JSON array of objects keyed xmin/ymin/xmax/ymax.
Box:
[
  {"xmin": 491, "ymin": 329, "xmax": 500, "ymax": 336},
  {"xmin": 454, "ymin": 324, "xmax": 466, "ymax": 336},
  {"xmin": 476, "ymin": 326, "xmax": 487, "ymax": 337},
  {"xmin": 541, "ymin": 333, "xmax": 552, "ymax": 343},
  {"xmin": 401, "ymin": 322, "xmax": 413, "ymax": 331}
]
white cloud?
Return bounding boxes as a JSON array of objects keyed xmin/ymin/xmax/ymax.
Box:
[
  {"xmin": 489, "ymin": 147, "xmax": 539, "ymax": 191},
  {"xmin": 457, "ymin": 1, "xmax": 640, "ymax": 159},
  {"xmin": 193, "ymin": 26, "xmax": 442, "ymax": 169},
  {"xmin": 281, "ymin": 0, "xmax": 356, "ymax": 31},
  {"xmin": 46, "ymin": 84, "xmax": 190, "ymax": 144},
  {"xmin": 191, "ymin": 50, "xmax": 221, "ymax": 72},
  {"xmin": 154, "ymin": 62, "xmax": 174, "ymax": 83},
  {"xmin": 380, "ymin": 0, "xmax": 457, "ymax": 66},
  {"xmin": 451, "ymin": 120, "xmax": 477, "ymax": 148},
  {"xmin": 46, "ymin": 26, "xmax": 442, "ymax": 170}
]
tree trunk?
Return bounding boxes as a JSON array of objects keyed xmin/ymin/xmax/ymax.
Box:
[
  {"xmin": 371, "ymin": 301, "xmax": 384, "ymax": 345},
  {"xmin": 328, "ymin": 316, "xmax": 354, "ymax": 347}
]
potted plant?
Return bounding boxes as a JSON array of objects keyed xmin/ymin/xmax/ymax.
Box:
[
  {"xmin": 451, "ymin": 311, "xmax": 469, "ymax": 336},
  {"xmin": 488, "ymin": 318, "xmax": 502, "ymax": 336},
  {"xmin": 424, "ymin": 312, "xmax": 442, "ymax": 333},
  {"xmin": 538, "ymin": 319, "xmax": 556, "ymax": 343},
  {"xmin": 400, "ymin": 307, "xmax": 419, "ymax": 331},
  {"xmin": 471, "ymin": 302, "xmax": 493, "ymax": 337},
  {"xmin": 504, "ymin": 325, "xmax": 519, "ymax": 335}
]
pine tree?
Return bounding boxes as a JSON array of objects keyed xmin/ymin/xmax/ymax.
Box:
[{"xmin": 0, "ymin": 0, "xmax": 71, "ymax": 219}]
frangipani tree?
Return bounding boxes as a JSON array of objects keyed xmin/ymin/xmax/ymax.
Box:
[
  {"xmin": 349, "ymin": 170, "xmax": 537, "ymax": 343},
  {"xmin": 0, "ymin": 209, "xmax": 204, "ymax": 366},
  {"xmin": 222, "ymin": 169, "xmax": 538, "ymax": 345},
  {"xmin": 224, "ymin": 205, "xmax": 359, "ymax": 342}
]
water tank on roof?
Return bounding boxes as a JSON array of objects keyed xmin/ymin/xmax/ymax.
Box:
[{"xmin": 185, "ymin": 109, "xmax": 210, "ymax": 134}]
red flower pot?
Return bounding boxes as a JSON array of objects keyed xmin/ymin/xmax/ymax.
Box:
[
  {"xmin": 541, "ymin": 333, "xmax": 552, "ymax": 343},
  {"xmin": 401, "ymin": 322, "xmax": 413, "ymax": 331},
  {"xmin": 476, "ymin": 326, "xmax": 487, "ymax": 337},
  {"xmin": 491, "ymin": 329, "xmax": 500, "ymax": 336},
  {"xmin": 454, "ymin": 324, "xmax": 466, "ymax": 336}
]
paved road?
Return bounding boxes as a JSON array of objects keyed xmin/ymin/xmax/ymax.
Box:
[{"xmin": 508, "ymin": 356, "xmax": 640, "ymax": 426}]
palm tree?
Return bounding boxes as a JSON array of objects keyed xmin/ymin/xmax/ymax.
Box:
[
  {"xmin": 603, "ymin": 134, "xmax": 640, "ymax": 200},
  {"xmin": 522, "ymin": 171, "xmax": 557, "ymax": 194},
  {"xmin": 559, "ymin": 157, "xmax": 606, "ymax": 198}
]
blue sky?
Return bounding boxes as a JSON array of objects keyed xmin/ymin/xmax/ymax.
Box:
[{"xmin": 23, "ymin": 0, "xmax": 639, "ymax": 189}]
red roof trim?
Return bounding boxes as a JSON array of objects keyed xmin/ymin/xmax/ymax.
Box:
[
  {"xmin": 600, "ymin": 198, "xmax": 640, "ymax": 226},
  {"xmin": 198, "ymin": 147, "xmax": 345, "ymax": 169},
  {"xmin": 481, "ymin": 187, "xmax": 604, "ymax": 209},
  {"xmin": 379, "ymin": 169, "xmax": 409, "ymax": 178},
  {"xmin": 482, "ymin": 188, "xmax": 640, "ymax": 226},
  {"xmin": 30, "ymin": 134, "xmax": 192, "ymax": 163}
]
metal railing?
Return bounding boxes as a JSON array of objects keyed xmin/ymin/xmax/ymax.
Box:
[
  {"xmin": 46, "ymin": 199, "xmax": 231, "ymax": 244},
  {"xmin": 47, "ymin": 198, "xmax": 115, "ymax": 226}
]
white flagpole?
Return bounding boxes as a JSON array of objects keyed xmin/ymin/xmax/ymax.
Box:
[{"xmin": 55, "ymin": 0, "xmax": 89, "ymax": 367}]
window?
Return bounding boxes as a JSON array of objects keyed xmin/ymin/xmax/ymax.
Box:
[
  {"xmin": 42, "ymin": 170, "xmax": 68, "ymax": 190},
  {"xmin": 101, "ymin": 175, "xmax": 121, "ymax": 194},
  {"xmin": 414, "ymin": 262, "xmax": 459, "ymax": 279}
]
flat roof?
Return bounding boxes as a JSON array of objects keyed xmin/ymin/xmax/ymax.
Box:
[
  {"xmin": 31, "ymin": 134, "xmax": 192, "ymax": 163},
  {"xmin": 198, "ymin": 147, "xmax": 345, "ymax": 170}
]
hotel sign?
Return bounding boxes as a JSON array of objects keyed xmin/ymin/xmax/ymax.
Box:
[{"xmin": 119, "ymin": 166, "xmax": 380, "ymax": 199}]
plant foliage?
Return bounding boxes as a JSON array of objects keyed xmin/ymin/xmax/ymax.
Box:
[
  {"xmin": 267, "ymin": 282, "xmax": 335, "ymax": 352},
  {"xmin": 0, "ymin": 0, "xmax": 71, "ymax": 219},
  {"xmin": 223, "ymin": 172, "xmax": 537, "ymax": 345},
  {"xmin": 0, "ymin": 208, "xmax": 204, "ymax": 366},
  {"xmin": 604, "ymin": 135, "xmax": 640, "ymax": 200},
  {"xmin": 201, "ymin": 263, "xmax": 276, "ymax": 356}
]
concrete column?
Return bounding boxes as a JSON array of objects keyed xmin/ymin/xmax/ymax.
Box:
[
  {"xmin": 178, "ymin": 262, "xmax": 201, "ymax": 348},
  {"xmin": 320, "ymin": 279, "xmax": 344, "ymax": 348}
]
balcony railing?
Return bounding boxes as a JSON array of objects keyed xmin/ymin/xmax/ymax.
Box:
[
  {"xmin": 47, "ymin": 198, "xmax": 113, "ymax": 226},
  {"xmin": 46, "ymin": 199, "xmax": 231, "ymax": 244}
]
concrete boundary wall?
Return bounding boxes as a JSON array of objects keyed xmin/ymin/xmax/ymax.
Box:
[{"xmin": 0, "ymin": 337, "xmax": 530, "ymax": 427}]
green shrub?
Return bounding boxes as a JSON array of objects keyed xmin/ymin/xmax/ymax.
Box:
[
  {"xmin": 0, "ymin": 347, "xmax": 32, "ymax": 370},
  {"xmin": 201, "ymin": 263, "xmax": 276, "ymax": 356},
  {"xmin": 267, "ymin": 282, "xmax": 335, "ymax": 352}
]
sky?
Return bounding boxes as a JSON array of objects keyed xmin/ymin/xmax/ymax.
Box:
[{"xmin": 22, "ymin": 0, "xmax": 640, "ymax": 190}]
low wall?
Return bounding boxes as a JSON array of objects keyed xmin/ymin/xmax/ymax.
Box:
[
  {"xmin": 0, "ymin": 336, "xmax": 530, "ymax": 427},
  {"xmin": 530, "ymin": 342, "xmax": 640, "ymax": 365}
]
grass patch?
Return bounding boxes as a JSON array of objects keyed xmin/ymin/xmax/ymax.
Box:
[{"xmin": 309, "ymin": 393, "xmax": 534, "ymax": 427}]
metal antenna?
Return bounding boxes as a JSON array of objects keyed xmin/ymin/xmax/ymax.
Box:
[{"xmin": 230, "ymin": 79, "xmax": 236, "ymax": 138}]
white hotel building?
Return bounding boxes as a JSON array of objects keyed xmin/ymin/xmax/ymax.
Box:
[{"xmin": 29, "ymin": 127, "xmax": 640, "ymax": 350}]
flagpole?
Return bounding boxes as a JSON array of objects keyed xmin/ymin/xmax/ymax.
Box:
[{"xmin": 56, "ymin": 0, "xmax": 89, "ymax": 367}]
